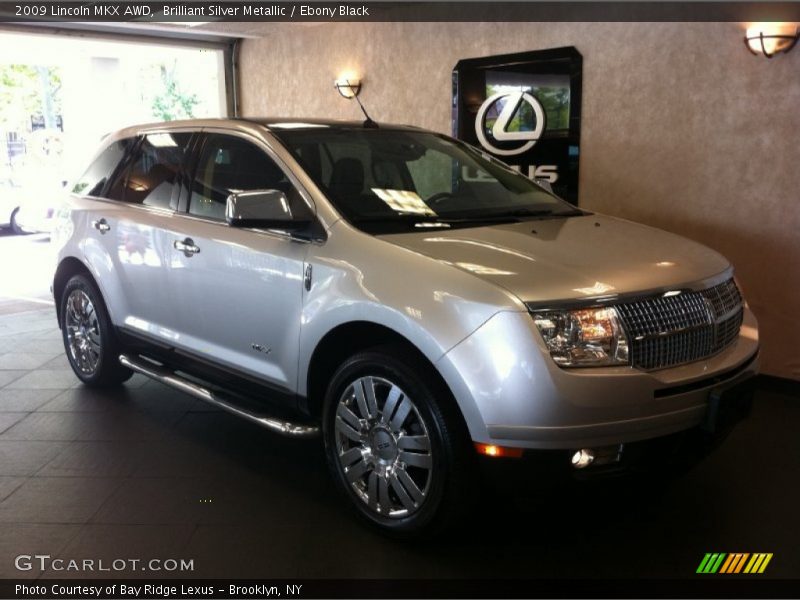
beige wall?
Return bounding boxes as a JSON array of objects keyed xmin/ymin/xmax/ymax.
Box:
[{"xmin": 240, "ymin": 22, "xmax": 800, "ymax": 380}]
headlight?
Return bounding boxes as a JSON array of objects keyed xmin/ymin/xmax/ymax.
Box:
[{"xmin": 532, "ymin": 307, "xmax": 630, "ymax": 367}]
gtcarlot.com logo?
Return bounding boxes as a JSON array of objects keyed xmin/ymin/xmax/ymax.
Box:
[
  {"xmin": 15, "ymin": 554, "xmax": 194, "ymax": 573},
  {"xmin": 696, "ymin": 552, "xmax": 773, "ymax": 574}
]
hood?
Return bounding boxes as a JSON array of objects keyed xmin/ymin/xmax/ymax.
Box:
[{"xmin": 378, "ymin": 214, "xmax": 731, "ymax": 305}]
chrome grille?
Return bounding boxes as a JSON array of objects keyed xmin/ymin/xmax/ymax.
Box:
[{"xmin": 614, "ymin": 278, "xmax": 743, "ymax": 370}]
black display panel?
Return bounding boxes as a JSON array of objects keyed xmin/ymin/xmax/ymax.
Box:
[{"xmin": 452, "ymin": 47, "xmax": 582, "ymax": 204}]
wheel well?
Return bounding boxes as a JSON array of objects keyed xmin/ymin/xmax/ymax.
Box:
[
  {"xmin": 53, "ymin": 258, "xmax": 93, "ymax": 327},
  {"xmin": 305, "ymin": 322, "xmax": 456, "ymax": 421}
]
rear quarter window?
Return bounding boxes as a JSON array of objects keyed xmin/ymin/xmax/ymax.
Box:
[
  {"xmin": 71, "ymin": 138, "xmax": 136, "ymax": 197},
  {"xmin": 104, "ymin": 132, "xmax": 192, "ymax": 210}
]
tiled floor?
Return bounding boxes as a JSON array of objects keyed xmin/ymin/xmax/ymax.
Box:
[{"xmin": 0, "ymin": 307, "xmax": 797, "ymax": 581}]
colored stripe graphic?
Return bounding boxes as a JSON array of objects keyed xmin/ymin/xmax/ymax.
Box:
[
  {"xmin": 710, "ymin": 553, "xmax": 727, "ymax": 573},
  {"xmin": 720, "ymin": 553, "xmax": 750, "ymax": 573},
  {"xmin": 697, "ymin": 553, "xmax": 727, "ymax": 573},
  {"xmin": 758, "ymin": 554, "xmax": 774, "ymax": 573},
  {"xmin": 734, "ymin": 553, "xmax": 750, "ymax": 573},
  {"xmin": 744, "ymin": 553, "xmax": 774, "ymax": 574},
  {"xmin": 699, "ymin": 552, "xmax": 772, "ymax": 574},
  {"xmin": 719, "ymin": 554, "xmax": 735, "ymax": 573},
  {"xmin": 697, "ymin": 554, "xmax": 713, "ymax": 574}
]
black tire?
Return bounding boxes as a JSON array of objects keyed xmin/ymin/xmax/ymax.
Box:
[
  {"xmin": 9, "ymin": 208, "xmax": 26, "ymax": 235},
  {"xmin": 60, "ymin": 274, "xmax": 133, "ymax": 387},
  {"xmin": 322, "ymin": 345, "xmax": 474, "ymax": 538}
]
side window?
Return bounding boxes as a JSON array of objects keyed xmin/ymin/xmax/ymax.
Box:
[
  {"xmin": 104, "ymin": 132, "xmax": 192, "ymax": 209},
  {"xmin": 71, "ymin": 138, "xmax": 135, "ymax": 197},
  {"xmin": 189, "ymin": 134, "xmax": 311, "ymax": 222}
]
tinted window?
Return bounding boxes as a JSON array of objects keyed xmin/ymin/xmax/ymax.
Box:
[
  {"xmin": 189, "ymin": 134, "xmax": 310, "ymax": 221},
  {"xmin": 71, "ymin": 138, "xmax": 135, "ymax": 197},
  {"xmin": 104, "ymin": 132, "xmax": 192, "ymax": 209}
]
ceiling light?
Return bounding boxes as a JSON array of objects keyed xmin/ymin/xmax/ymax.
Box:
[
  {"xmin": 745, "ymin": 23, "xmax": 799, "ymax": 58},
  {"xmin": 334, "ymin": 77, "xmax": 362, "ymax": 99}
]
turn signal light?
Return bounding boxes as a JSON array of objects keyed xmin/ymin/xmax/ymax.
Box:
[{"xmin": 474, "ymin": 443, "xmax": 523, "ymax": 458}]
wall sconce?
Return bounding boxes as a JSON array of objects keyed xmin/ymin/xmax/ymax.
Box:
[
  {"xmin": 334, "ymin": 78, "xmax": 362, "ymax": 99},
  {"xmin": 745, "ymin": 23, "xmax": 799, "ymax": 58}
]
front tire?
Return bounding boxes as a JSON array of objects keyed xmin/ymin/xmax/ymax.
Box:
[
  {"xmin": 60, "ymin": 274, "xmax": 132, "ymax": 387},
  {"xmin": 322, "ymin": 346, "xmax": 473, "ymax": 538}
]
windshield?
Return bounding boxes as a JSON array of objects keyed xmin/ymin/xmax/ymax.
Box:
[{"xmin": 272, "ymin": 128, "xmax": 582, "ymax": 233}]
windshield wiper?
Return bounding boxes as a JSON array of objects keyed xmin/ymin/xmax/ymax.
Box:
[
  {"xmin": 350, "ymin": 213, "xmax": 522, "ymax": 229},
  {"xmin": 440, "ymin": 215, "xmax": 521, "ymax": 224},
  {"xmin": 351, "ymin": 208, "xmax": 582, "ymax": 228},
  {"xmin": 485, "ymin": 208, "xmax": 584, "ymax": 219},
  {"xmin": 351, "ymin": 214, "xmax": 443, "ymax": 224}
]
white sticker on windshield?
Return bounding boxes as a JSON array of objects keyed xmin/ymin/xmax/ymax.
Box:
[{"xmin": 371, "ymin": 189, "xmax": 438, "ymax": 216}]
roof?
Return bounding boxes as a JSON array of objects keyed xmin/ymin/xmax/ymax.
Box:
[
  {"xmin": 107, "ymin": 117, "xmax": 426, "ymax": 143},
  {"xmin": 241, "ymin": 117, "xmax": 423, "ymax": 132}
]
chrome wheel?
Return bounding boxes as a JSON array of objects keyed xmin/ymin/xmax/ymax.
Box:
[
  {"xmin": 64, "ymin": 289, "xmax": 101, "ymax": 375},
  {"xmin": 334, "ymin": 376, "xmax": 433, "ymax": 518}
]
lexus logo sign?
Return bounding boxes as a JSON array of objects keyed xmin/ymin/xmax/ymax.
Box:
[
  {"xmin": 474, "ymin": 91, "xmax": 546, "ymax": 156},
  {"xmin": 453, "ymin": 47, "xmax": 582, "ymax": 202}
]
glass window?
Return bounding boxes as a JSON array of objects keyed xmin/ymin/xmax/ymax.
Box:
[
  {"xmin": 189, "ymin": 134, "xmax": 310, "ymax": 222},
  {"xmin": 406, "ymin": 150, "xmax": 453, "ymax": 200},
  {"xmin": 71, "ymin": 138, "xmax": 135, "ymax": 197},
  {"xmin": 273, "ymin": 128, "xmax": 579, "ymax": 234},
  {"xmin": 104, "ymin": 132, "xmax": 192, "ymax": 209}
]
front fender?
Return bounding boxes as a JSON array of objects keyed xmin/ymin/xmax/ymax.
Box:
[{"xmin": 297, "ymin": 221, "xmax": 522, "ymax": 397}]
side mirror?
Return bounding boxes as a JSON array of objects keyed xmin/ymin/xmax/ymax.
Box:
[{"xmin": 225, "ymin": 189, "xmax": 310, "ymax": 229}]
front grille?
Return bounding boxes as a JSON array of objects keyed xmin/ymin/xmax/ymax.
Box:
[{"xmin": 614, "ymin": 278, "xmax": 743, "ymax": 370}]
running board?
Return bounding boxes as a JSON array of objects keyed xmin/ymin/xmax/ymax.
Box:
[{"xmin": 118, "ymin": 354, "xmax": 320, "ymax": 438}]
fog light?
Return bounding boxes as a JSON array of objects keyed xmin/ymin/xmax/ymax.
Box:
[{"xmin": 571, "ymin": 449, "xmax": 595, "ymax": 469}]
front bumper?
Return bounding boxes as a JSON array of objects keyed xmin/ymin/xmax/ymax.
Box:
[
  {"xmin": 478, "ymin": 374, "xmax": 756, "ymax": 486},
  {"xmin": 436, "ymin": 307, "xmax": 759, "ymax": 449}
]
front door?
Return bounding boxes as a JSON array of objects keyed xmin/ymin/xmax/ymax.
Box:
[{"xmin": 166, "ymin": 132, "xmax": 313, "ymax": 396}]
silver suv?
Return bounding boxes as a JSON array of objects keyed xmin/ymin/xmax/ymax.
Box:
[{"xmin": 52, "ymin": 118, "xmax": 759, "ymax": 536}]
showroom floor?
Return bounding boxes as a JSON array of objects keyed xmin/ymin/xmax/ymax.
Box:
[{"xmin": 0, "ymin": 231, "xmax": 798, "ymax": 580}]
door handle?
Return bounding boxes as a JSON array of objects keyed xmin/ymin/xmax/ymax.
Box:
[
  {"xmin": 91, "ymin": 218, "xmax": 110, "ymax": 234},
  {"xmin": 174, "ymin": 237, "xmax": 200, "ymax": 257}
]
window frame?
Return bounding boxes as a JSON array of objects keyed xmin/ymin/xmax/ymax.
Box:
[
  {"xmin": 182, "ymin": 129, "xmax": 323, "ymax": 240},
  {"xmin": 102, "ymin": 132, "xmax": 196, "ymax": 212},
  {"xmin": 71, "ymin": 127, "xmax": 325, "ymax": 243}
]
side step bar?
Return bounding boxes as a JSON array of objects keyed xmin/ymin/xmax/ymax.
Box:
[{"xmin": 119, "ymin": 354, "xmax": 320, "ymax": 438}]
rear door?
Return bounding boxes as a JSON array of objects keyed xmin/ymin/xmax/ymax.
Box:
[{"xmin": 79, "ymin": 131, "xmax": 195, "ymax": 341}]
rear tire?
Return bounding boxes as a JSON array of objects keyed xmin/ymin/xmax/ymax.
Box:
[
  {"xmin": 60, "ymin": 274, "xmax": 133, "ymax": 387},
  {"xmin": 322, "ymin": 346, "xmax": 474, "ymax": 538}
]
